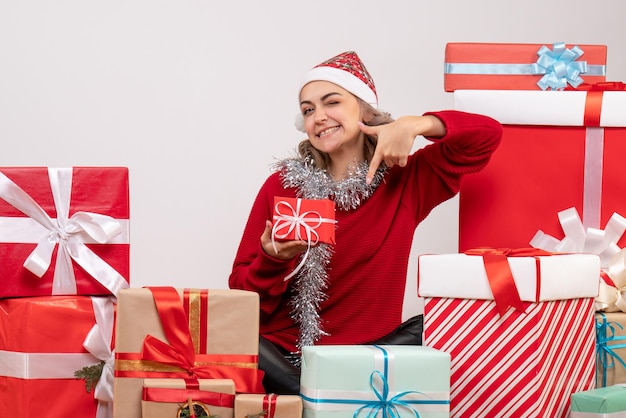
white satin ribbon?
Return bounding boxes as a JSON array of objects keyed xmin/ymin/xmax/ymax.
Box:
[
  {"xmin": 271, "ymin": 198, "xmax": 336, "ymax": 281},
  {"xmin": 0, "ymin": 350, "xmax": 99, "ymax": 379},
  {"xmin": 530, "ymin": 207, "xmax": 626, "ymax": 268},
  {"xmin": 0, "ymin": 168, "xmax": 129, "ymax": 296},
  {"xmin": 83, "ymin": 297, "xmax": 115, "ymax": 418},
  {"xmin": 596, "ymin": 249, "xmax": 626, "ymax": 312},
  {"xmin": 531, "ymin": 207, "xmax": 626, "ymax": 312}
]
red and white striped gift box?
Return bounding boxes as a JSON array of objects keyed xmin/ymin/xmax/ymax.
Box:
[{"xmin": 418, "ymin": 251, "xmax": 600, "ymax": 417}]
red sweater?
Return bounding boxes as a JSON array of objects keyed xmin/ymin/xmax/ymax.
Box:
[{"xmin": 229, "ymin": 110, "xmax": 502, "ymax": 353}]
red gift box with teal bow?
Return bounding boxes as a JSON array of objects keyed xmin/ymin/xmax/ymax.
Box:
[{"xmin": 444, "ymin": 42, "xmax": 607, "ymax": 91}]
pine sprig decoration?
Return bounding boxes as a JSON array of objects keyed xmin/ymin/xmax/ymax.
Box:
[
  {"xmin": 246, "ymin": 411, "xmax": 268, "ymax": 418},
  {"xmin": 177, "ymin": 401, "xmax": 218, "ymax": 418},
  {"xmin": 74, "ymin": 361, "xmax": 105, "ymax": 393}
]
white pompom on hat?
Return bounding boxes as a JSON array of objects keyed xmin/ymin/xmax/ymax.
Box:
[{"xmin": 295, "ymin": 51, "xmax": 377, "ymax": 132}]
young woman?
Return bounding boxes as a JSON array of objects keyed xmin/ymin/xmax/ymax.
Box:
[{"xmin": 229, "ymin": 51, "xmax": 503, "ymax": 394}]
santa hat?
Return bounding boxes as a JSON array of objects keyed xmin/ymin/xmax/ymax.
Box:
[{"xmin": 295, "ymin": 51, "xmax": 377, "ymax": 132}]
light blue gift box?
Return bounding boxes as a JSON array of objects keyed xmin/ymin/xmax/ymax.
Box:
[
  {"xmin": 570, "ymin": 384, "xmax": 626, "ymax": 417},
  {"xmin": 300, "ymin": 345, "xmax": 450, "ymax": 417}
]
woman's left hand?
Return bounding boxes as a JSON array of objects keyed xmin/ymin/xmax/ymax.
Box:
[{"xmin": 360, "ymin": 115, "xmax": 445, "ymax": 184}]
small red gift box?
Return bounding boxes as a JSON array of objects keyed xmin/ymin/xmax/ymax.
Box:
[
  {"xmin": 444, "ymin": 42, "xmax": 607, "ymax": 91},
  {"xmin": 454, "ymin": 87, "xmax": 626, "ymax": 257},
  {"xmin": 271, "ymin": 197, "xmax": 336, "ymax": 245},
  {"xmin": 0, "ymin": 295, "xmax": 115, "ymax": 418},
  {"xmin": 0, "ymin": 167, "xmax": 130, "ymax": 297}
]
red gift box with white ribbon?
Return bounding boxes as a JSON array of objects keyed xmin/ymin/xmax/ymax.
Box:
[
  {"xmin": 454, "ymin": 85, "xmax": 626, "ymax": 255},
  {"xmin": 271, "ymin": 197, "xmax": 336, "ymax": 245},
  {"xmin": 0, "ymin": 295, "xmax": 116, "ymax": 418},
  {"xmin": 418, "ymin": 250, "xmax": 600, "ymax": 418},
  {"xmin": 0, "ymin": 167, "xmax": 130, "ymax": 297}
]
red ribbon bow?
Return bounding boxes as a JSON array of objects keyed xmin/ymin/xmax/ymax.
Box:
[
  {"xmin": 464, "ymin": 248, "xmax": 554, "ymax": 317},
  {"xmin": 139, "ymin": 287, "xmax": 265, "ymax": 392}
]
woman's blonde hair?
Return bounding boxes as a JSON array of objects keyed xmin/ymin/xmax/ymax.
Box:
[{"xmin": 297, "ymin": 99, "xmax": 394, "ymax": 170}]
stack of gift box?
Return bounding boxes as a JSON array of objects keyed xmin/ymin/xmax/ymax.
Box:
[
  {"xmin": 0, "ymin": 167, "xmax": 302, "ymax": 418},
  {"xmin": 0, "ymin": 167, "xmax": 130, "ymax": 417},
  {"xmin": 5, "ymin": 42, "xmax": 626, "ymax": 418},
  {"xmin": 416, "ymin": 41, "xmax": 626, "ymax": 417}
]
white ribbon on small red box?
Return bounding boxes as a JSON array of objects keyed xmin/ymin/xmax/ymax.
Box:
[
  {"xmin": 271, "ymin": 198, "xmax": 336, "ymax": 281},
  {"xmin": 0, "ymin": 168, "xmax": 129, "ymax": 296}
]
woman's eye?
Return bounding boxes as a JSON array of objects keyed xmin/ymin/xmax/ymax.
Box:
[{"xmin": 302, "ymin": 108, "xmax": 313, "ymax": 116}]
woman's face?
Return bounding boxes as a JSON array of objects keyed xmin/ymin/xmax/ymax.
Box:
[{"xmin": 299, "ymin": 80, "xmax": 364, "ymax": 158}]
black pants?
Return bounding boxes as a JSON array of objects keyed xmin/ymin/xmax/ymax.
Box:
[{"xmin": 258, "ymin": 314, "xmax": 423, "ymax": 394}]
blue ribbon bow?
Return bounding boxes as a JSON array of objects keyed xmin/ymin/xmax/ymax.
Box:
[
  {"xmin": 595, "ymin": 313, "xmax": 626, "ymax": 387},
  {"xmin": 532, "ymin": 42, "xmax": 588, "ymax": 90}
]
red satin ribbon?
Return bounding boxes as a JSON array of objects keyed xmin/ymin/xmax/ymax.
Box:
[
  {"xmin": 464, "ymin": 248, "xmax": 553, "ymax": 317},
  {"xmin": 142, "ymin": 386, "xmax": 235, "ymax": 407},
  {"xmin": 567, "ymin": 82, "xmax": 626, "ymax": 127},
  {"xmin": 115, "ymin": 286, "xmax": 265, "ymax": 393},
  {"xmin": 263, "ymin": 393, "xmax": 278, "ymax": 418}
]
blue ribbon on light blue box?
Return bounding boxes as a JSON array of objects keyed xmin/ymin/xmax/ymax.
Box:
[
  {"xmin": 300, "ymin": 345, "xmax": 449, "ymax": 417},
  {"xmin": 444, "ymin": 42, "xmax": 606, "ymax": 90},
  {"xmin": 596, "ymin": 312, "xmax": 626, "ymax": 387}
]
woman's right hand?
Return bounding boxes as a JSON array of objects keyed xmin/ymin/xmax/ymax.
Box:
[{"xmin": 260, "ymin": 220, "xmax": 310, "ymax": 260}]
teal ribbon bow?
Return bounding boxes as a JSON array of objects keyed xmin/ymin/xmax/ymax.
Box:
[
  {"xmin": 352, "ymin": 345, "xmax": 448, "ymax": 418},
  {"xmin": 533, "ymin": 42, "xmax": 588, "ymax": 90},
  {"xmin": 595, "ymin": 313, "xmax": 626, "ymax": 387}
]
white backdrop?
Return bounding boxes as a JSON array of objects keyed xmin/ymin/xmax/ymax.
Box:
[{"xmin": 1, "ymin": 0, "xmax": 625, "ymax": 319}]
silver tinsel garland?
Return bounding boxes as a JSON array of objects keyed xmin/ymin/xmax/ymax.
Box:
[{"xmin": 275, "ymin": 156, "xmax": 386, "ymax": 350}]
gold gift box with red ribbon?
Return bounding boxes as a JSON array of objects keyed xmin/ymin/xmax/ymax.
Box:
[
  {"xmin": 141, "ymin": 378, "xmax": 236, "ymax": 418},
  {"xmin": 418, "ymin": 250, "xmax": 600, "ymax": 418},
  {"xmin": 0, "ymin": 167, "xmax": 130, "ymax": 298},
  {"xmin": 234, "ymin": 393, "xmax": 303, "ymax": 418},
  {"xmin": 114, "ymin": 287, "xmax": 265, "ymax": 418}
]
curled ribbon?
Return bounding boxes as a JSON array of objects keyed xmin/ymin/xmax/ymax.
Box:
[
  {"xmin": 533, "ymin": 42, "xmax": 588, "ymax": 90},
  {"xmin": 271, "ymin": 198, "xmax": 336, "ymax": 281},
  {"xmin": 0, "ymin": 168, "xmax": 129, "ymax": 296},
  {"xmin": 83, "ymin": 297, "xmax": 116, "ymax": 418},
  {"xmin": 595, "ymin": 312, "xmax": 626, "ymax": 387},
  {"xmin": 463, "ymin": 248, "xmax": 553, "ymax": 316}
]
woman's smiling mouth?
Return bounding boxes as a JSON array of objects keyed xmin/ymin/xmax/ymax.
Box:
[{"xmin": 317, "ymin": 126, "xmax": 340, "ymax": 138}]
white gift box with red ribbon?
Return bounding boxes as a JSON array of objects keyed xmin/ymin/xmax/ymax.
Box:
[
  {"xmin": 418, "ymin": 251, "xmax": 600, "ymax": 417},
  {"xmin": 454, "ymin": 87, "xmax": 626, "ymax": 312}
]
